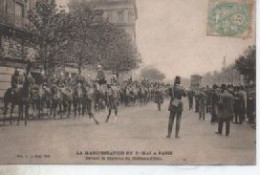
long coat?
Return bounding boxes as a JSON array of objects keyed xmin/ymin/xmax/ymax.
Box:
[{"xmin": 218, "ymin": 91, "xmax": 234, "ymax": 119}]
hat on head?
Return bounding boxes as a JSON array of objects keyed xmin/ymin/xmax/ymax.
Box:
[
  {"xmin": 221, "ymin": 84, "xmax": 226, "ymax": 90},
  {"xmin": 212, "ymin": 84, "xmax": 218, "ymax": 89},
  {"xmin": 174, "ymin": 76, "xmax": 181, "ymax": 85}
]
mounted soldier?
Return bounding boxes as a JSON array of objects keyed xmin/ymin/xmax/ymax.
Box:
[
  {"xmin": 96, "ymin": 65, "xmax": 107, "ymax": 90},
  {"xmin": 11, "ymin": 67, "xmax": 23, "ymax": 94},
  {"xmin": 76, "ymin": 69, "xmax": 86, "ymax": 87}
]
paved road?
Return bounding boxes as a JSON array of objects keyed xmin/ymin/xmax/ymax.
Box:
[{"xmin": 0, "ymin": 100, "xmax": 256, "ymax": 165}]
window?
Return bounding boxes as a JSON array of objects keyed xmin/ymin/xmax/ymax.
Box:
[
  {"xmin": 6, "ymin": 0, "xmax": 13, "ymax": 14},
  {"xmin": 15, "ymin": 2, "xmax": 23, "ymax": 18},
  {"xmin": 118, "ymin": 10, "xmax": 125, "ymax": 23}
]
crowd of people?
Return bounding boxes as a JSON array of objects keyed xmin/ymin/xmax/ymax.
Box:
[
  {"xmin": 187, "ymin": 82, "xmax": 255, "ymax": 137},
  {"xmin": 166, "ymin": 76, "xmax": 256, "ymax": 138},
  {"xmin": 3, "ymin": 63, "xmax": 256, "ymax": 140},
  {"xmin": 3, "ymin": 62, "xmax": 169, "ymax": 125}
]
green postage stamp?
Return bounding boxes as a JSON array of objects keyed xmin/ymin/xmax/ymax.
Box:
[{"xmin": 207, "ymin": 0, "xmax": 254, "ymax": 38}]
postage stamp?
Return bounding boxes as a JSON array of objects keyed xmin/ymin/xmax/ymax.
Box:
[{"xmin": 207, "ymin": 0, "xmax": 254, "ymax": 38}]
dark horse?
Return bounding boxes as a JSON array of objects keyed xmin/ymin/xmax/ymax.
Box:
[
  {"xmin": 3, "ymin": 87, "xmax": 20, "ymax": 125},
  {"xmin": 3, "ymin": 74, "xmax": 31, "ymax": 126},
  {"xmin": 73, "ymin": 84, "xmax": 84, "ymax": 117}
]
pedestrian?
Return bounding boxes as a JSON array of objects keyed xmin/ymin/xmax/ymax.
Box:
[
  {"xmin": 167, "ymin": 76, "xmax": 186, "ymax": 138},
  {"xmin": 233, "ymin": 86, "xmax": 240, "ymax": 124},
  {"xmin": 154, "ymin": 84, "xmax": 164, "ymax": 111},
  {"xmin": 198, "ymin": 88, "xmax": 206, "ymax": 120},
  {"xmin": 204, "ymin": 85, "xmax": 211, "ymax": 113},
  {"xmin": 187, "ymin": 88, "xmax": 194, "ymax": 110},
  {"xmin": 247, "ymin": 84, "xmax": 256, "ymax": 125},
  {"xmin": 237, "ymin": 86, "xmax": 246, "ymax": 124},
  {"xmin": 215, "ymin": 84, "xmax": 234, "ymax": 136},
  {"xmin": 194, "ymin": 90, "xmax": 200, "ymax": 112},
  {"xmin": 210, "ymin": 84, "xmax": 219, "ymax": 123}
]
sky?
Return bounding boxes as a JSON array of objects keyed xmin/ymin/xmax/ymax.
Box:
[{"xmin": 57, "ymin": 0, "xmax": 255, "ymax": 79}]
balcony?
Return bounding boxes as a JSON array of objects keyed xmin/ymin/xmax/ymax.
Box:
[{"xmin": 0, "ymin": 13, "xmax": 30, "ymax": 31}]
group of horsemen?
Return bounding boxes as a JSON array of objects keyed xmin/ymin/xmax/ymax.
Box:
[{"xmin": 8, "ymin": 63, "xmax": 167, "ymax": 124}]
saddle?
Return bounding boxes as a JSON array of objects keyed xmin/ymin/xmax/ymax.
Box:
[{"xmin": 11, "ymin": 85, "xmax": 22, "ymax": 95}]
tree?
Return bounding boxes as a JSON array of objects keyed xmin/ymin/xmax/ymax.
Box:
[
  {"xmin": 64, "ymin": 2, "xmax": 107, "ymax": 73},
  {"xmin": 98, "ymin": 25, "xmax": 141, "ymax": 78},
  {"xmin": 67, "ymin": 1, "xmax": 141, "ymax": 76},
  {"xmin": 140, "ymin": 67, "xmax": 165, "ymax": 81},
  {"xmin": 235, "ymin": 45, "xmax": 256, "ymax": 84},
  {"xmin": 27, "ymin": 0, "xmax": 69, "ymax": 72}
]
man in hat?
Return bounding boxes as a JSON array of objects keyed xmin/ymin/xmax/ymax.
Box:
[
  {"xmin": 247, "ymin": 84, "xmax": 256, "ymax": 124},
  {"xmin": 167, "ymin": 76, "xmax": 186, "ymax": 138},
  {"xmin": 197, "ymin": 88, "xmax": 207, "ymax": 120},
  {"xmin": 216, "ymin": 84, "xmax": 234, "ymax": 136},
  {"xmin": 210, "ymin": 84, "xmax": 219, "ymax": 123},
  {"xmin": 96, "ymin": 65, "xmax": 106, "ymax": 85},
  {"xmin": 11, "ymin": 68, "xmax": 20, "ymax": 89}
]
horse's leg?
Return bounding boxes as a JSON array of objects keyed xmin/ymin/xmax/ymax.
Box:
[
  {"xmin": 10, "ymin": 103, "xmax": 15, "ymax": 125},
  {"xmin": 24, "ymin": 103, "xmax": 28, "ymax": 125},
  {"xmin": 17, "ymin": 104, "xmax": 22, "ymax": 126},
  {"xmin": 90, "ymin": 113, "xmax": 99, "ymax": 125},
  {"xmin": 78, "ymin": 101, "xmax": 81, "ymax": 116},
  {"xmin": 53, "ymin": 102, "xmax": 57, "ymax": 119},
  {"xmin": 60, "ymin": 102, "xmax": 63, "ymax": 119},
  {"xmin": 105, "ymin": 107, "xmax": 112, "ymax": 123},
  {"xmin": 115, "ymin": 105, "xmax": 118, "ymax": 116},
  {"xmin": 37, "ymin": 100, "xmax": 40, "ymax": 120},
  {"xmin": 68, "ymin": 101, "xmax": 71, "ymax": 118},
  {"xmin": 63, "ymin": 101, "xmax": 67, "ymax": 118},
  {"xmin": 73, "ymin": 101, "xmax": 77, "ymax": 118},
  {"xmin": 3, "ymin": 101, "xmax": 9, "ymax": 126},
  {"xmin": 50, "ymin": 100, "xmax": 53, "ymax": 117}
]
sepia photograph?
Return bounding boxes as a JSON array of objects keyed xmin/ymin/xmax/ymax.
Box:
[{"xmin": 0, "ymin": 0, "xmax": 256, "ymax": 165}]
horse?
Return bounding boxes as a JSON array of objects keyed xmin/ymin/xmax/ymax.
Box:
[
  {"xmin": 30, "ymin": 84, "xmax": 43, "ymax": 119},
  {"xmin": 3, "ymin": 72, "xmax": 32, "ymax": 126},
  {"xmin": 93, "ymin": 84, "xmax": 107, "ymax": 112},
  {"xmin": 73, "ymin": 84, "xmax": 84, "ymax": 117},
  {"xmin": 51, "ymin": 85, "xmax": 63, "ymax": 118},
  {"xmin": 41, "ymin": 85, "xmax": 52, "ymax": 116},
  {"xmin": 2, "ymin": 87, "xmax": 20, "ymax": 125},
  {"xmin": 61, "ymin": 86, "xmax": 73, "ymax": 118}
]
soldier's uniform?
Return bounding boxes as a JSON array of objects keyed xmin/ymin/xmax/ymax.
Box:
[
  {"xmin": 96, "ymin": 69, "xmax": 106, "ymax": 85},
  {"xmin": 167, "ymin": 77, "xmax": 186, "ymax": 138},
  {"xmin": 76, "ymin": 73, "xmax": 86, "ymax": 86},
  {"xmin": 11, "ymin": 73, "xmax": 19, "ymax": 88}
]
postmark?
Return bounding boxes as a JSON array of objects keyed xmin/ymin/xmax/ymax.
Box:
[{"xmin": 207, "ymin": 0, "xmax": 253, "ymax": 38}]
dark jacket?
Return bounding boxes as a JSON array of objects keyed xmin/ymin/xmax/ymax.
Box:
[{"xmin": 218, "ymin": 91, "xmax": 234, "ymax": 119}]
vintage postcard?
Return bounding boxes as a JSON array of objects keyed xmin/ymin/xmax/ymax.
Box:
[{"xmin": 0, "ymin": 0, "xmax": 256, "ymax": 165}]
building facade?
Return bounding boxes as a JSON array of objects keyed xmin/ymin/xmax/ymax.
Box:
[
  {"xmin": 0, "ymin": 0, "xmax": 36, "ymax": 97},
  {"xmin": 69, "ymin": 0, "xmax": 138, "ymax": 43}
]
